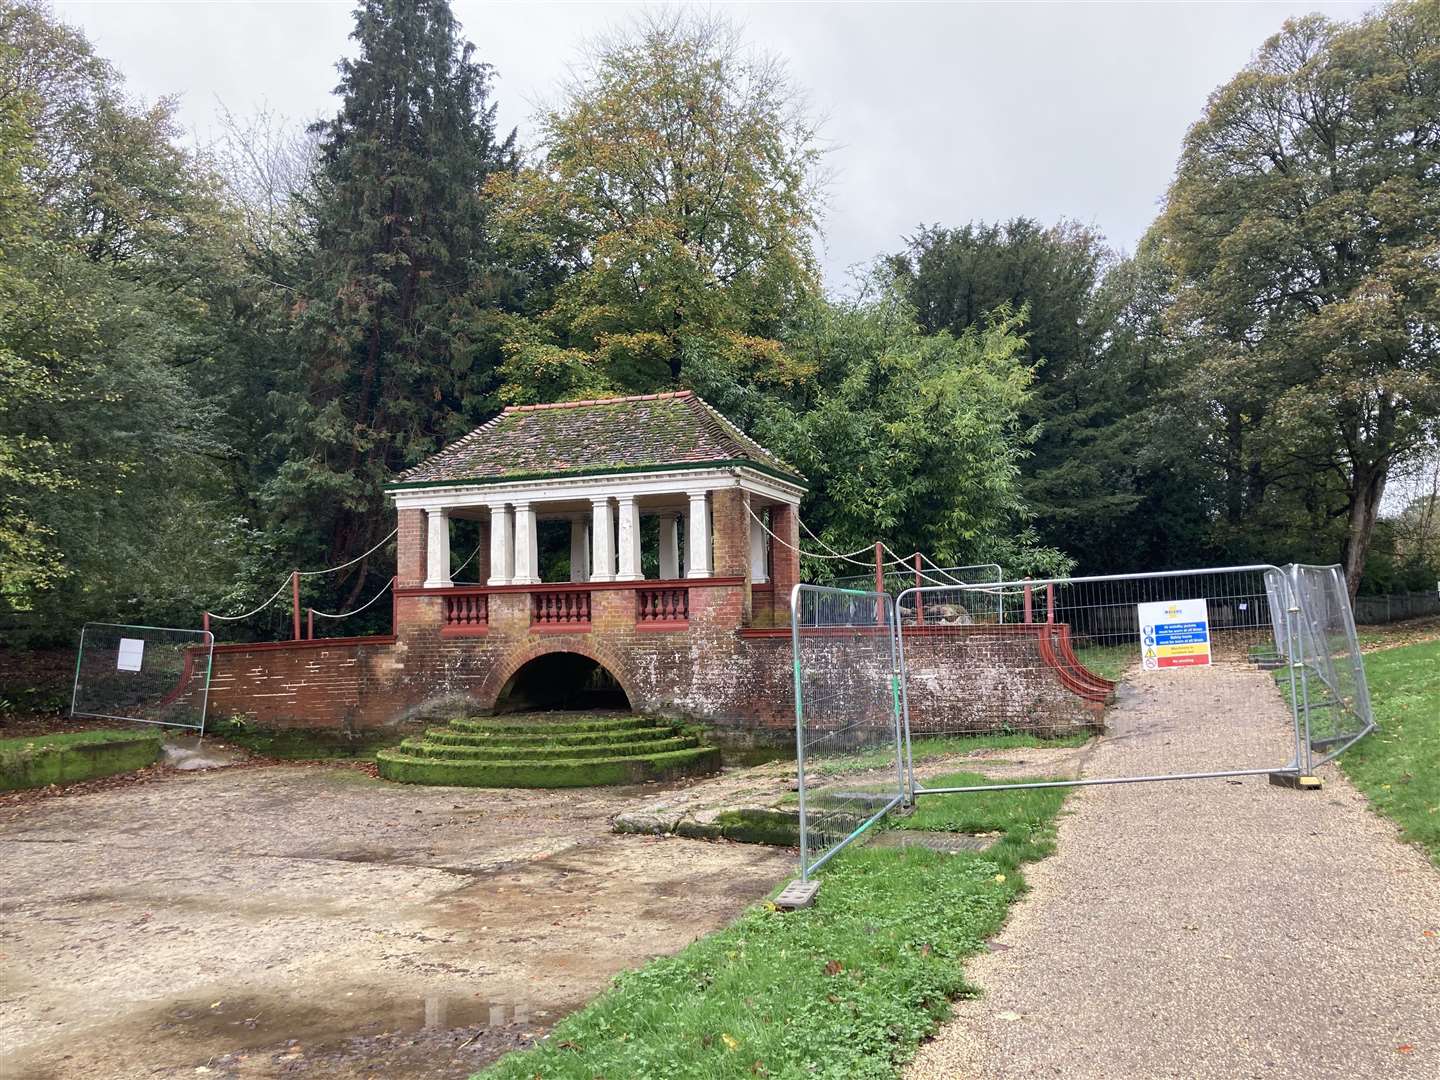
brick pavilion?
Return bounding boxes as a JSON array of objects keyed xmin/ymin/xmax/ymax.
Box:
[{"xmin": 204, "ymin": 392, "xmax": 1102, "ymax": 742}]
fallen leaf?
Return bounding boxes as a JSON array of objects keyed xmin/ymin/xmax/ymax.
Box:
[
  {"xmin": 824, "ymin": 959, "xmax": 843, "ymax": 976},
  {"xmin": 721, "ymin": 1033, "xmax": 740, "ymax": 1051},
  {"xmin": 994, "ymin": 874, "xmax": 1006, "ymax": 884},
  {"xmin": 997, "ymin": 1010, "xmax": 1023, "ymax": 1022},
  {"xmin": 1395, "ymin": 1044, "xmax": 1414, "ymax": 1054}
]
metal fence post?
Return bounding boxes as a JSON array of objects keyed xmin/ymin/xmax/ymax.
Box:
[{"xmin": 790, "ymin": 583, "xmax": 809, "ymax": 883}]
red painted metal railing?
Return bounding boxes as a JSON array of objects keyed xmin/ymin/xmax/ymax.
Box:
[
  {"xmin": 444, "ymin": 592, "xmax": 489, "ymax": 630},
  {"xmin": 533, "ymin": 590, "xmax": 591, "ymax": 626},
  {"xmin": 637, "ymin": 586, "xmax": 689, "ymax": 624}
]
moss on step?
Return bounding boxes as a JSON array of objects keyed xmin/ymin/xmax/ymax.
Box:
[
  {"xmin": 204, "ymin": 719, "xmax": 400, "ymax": 760},
  {"xmin": 398, "ymin": 735, "xmax": 698, "ymax": 761},
  {"xmin": 422, "ymin": 725, "xmax": 676, "ymax": 748},
  {"xmin": 376, "ymin": 744, "xmax": 721, "ymax": 788},
  {"xmin": 0, "ymin": 730, "xmax": 163, "ymax": 791},
  {"xmin": 448, "ymin": 714, "xmax": 653, "ymax": 736}
]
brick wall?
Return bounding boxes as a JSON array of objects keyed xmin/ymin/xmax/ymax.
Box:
[
  {"xmin": 769, "ymin": 504, "xmax": 801, "ymax": 618},
  {"xmin": 208, "ymin": 590, "xmax": 1102, "ymax": 741},
  {"xmin": 396, "ymin": 508, "xmax": 427, "ymax": 588}
]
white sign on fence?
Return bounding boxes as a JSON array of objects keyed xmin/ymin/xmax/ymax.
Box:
[
  {"xmin": 1137, "ymin": 598, "xmax": 1211, "ymax": 670},
  {"xmin": 116, "ymin": 637, "xmax": 145, "ymax": 672}
]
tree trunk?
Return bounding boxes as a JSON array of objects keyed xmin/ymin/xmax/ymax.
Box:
[{"xmin": 1341, "ymin": 464, "xmax": 1387, "ymax": 602}]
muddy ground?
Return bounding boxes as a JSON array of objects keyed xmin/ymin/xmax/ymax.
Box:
[{"xmin": 0, "ymin": 765, "xmax": 794, "ymax": 1079}]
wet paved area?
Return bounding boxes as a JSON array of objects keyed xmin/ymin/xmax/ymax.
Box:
[
  {"xmin": 0, "ymin": 765, "xmax": 792, "ymax": 1078},
  {"xmin": 907, "ymin": 665, "xmax": 1440, "ymax": 1080}
]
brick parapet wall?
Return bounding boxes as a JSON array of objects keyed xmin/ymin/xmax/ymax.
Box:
[{"xmin": 208, "ymin": 598, "xmax": 1103, "ymax": 740}]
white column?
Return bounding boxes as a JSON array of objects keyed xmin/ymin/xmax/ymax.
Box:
[
  {"xmin": 512, "ymin": 501, "xmax": 539, "ymax": 585},
  {"xmin": 569, "ymin": 516, "xmax": 590, "ymax": 582},
  {"xmin": 616, "ymin": 495, "xmax": 643, "ymax": 581},
  {"xmin": 658, "ymin": 512, "xmax": 680, "ymax": 580},
  {"xmin": 486, "ymin": 503, "xmax": 513, "ymax": 586},
  {"xmin": 750, "ymin": 512, "xmax": 769, "ymax": 583},
  {"xmin": 686, "ymin": 491, "xmax": 712, "ymax": 579},
  {"xmin": 423, "ymin": 508, "xmax": 452, "ymax": 588},
  {"xmin": 590, "ymin": 497, "xmax": 616, "ymax": 582}
]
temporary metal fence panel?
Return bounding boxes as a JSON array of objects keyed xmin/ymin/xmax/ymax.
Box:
[
  {"xmin": 71, "ymin": 623, "xmax": 214, "ymax": 734},
  {"xmin": 791, "ymin": 584, "xmax": 906, "ymax": 881},
  {"xmin": 895, "ymin": 566, "xmax": 1316, "ymax": 799},
  {"xmin": 1288, "ymin": 566, "xmax": 1374, "ymax": 767}
]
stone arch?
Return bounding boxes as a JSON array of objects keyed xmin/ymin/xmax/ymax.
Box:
[{"xmin": 482, "ymin": 642, "xmax": 637, "ymax": 713}]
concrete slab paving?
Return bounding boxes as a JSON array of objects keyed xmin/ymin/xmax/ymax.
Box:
[
  {"xmin": 906, "ymin": 665, "xmax": 1440, "ymax": 1080},
  {"xmin": 0, "ymin": 764, "xmax": 793, "ymax": 1079}
]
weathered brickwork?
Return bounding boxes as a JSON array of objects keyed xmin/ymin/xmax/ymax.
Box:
[
  {"xmin": 208, "ymin": 600, "xmax": 1101, "ymax": 740},
  {"xmin": 210, "ymin": 394, "xmax": 1104, "ymax": 740}
]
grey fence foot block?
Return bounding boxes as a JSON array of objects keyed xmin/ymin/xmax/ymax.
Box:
[
  {"xmin": 775, "ymin": 879, "xmax": 820, "ymax": 910},
  {"xmin": 1268, "ymin": 772, "xmax": 1323, "ymax": 790}
]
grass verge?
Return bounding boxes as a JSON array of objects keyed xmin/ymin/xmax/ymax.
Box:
[
  {"xmin": 1337, "ymin": 639, "xmax": 1440, "ymax": 866},
  {"xmin": 475, "ymin": 772, "xmax": 1066, "ymax": 1080}
]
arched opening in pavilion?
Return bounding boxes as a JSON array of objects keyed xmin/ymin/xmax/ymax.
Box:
[{"xmin": 493, "ymin": 652, "xmax": 632, "ymax": 713}]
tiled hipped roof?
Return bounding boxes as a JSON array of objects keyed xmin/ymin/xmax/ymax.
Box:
[{"xmin": 392, "ymin": 391, "xmax": 806, "ymax": 488}]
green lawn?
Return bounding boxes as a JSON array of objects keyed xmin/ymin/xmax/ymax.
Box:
[
  {"xmin": 1071, "ymin": 644, "xmax": 1134, "ymax": 683},
  {"xmin": 1338, "ymin": 640, "xmax": 1440, "ymax": 866},
  {"xmin": 476, "ymin": 773, "xmax": 1067, "ymax": 1080}
]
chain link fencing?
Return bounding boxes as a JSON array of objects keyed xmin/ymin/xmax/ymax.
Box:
[
  {"xmin": 71, "ymin": 623, "xmax": 214, "ymax": 733},
  {"xmin": 790, "ymin": 585, "xmax": 906, "ymax": 881}
]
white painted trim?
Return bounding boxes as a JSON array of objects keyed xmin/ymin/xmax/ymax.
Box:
[{"xmin": 389, "ymin": 466, "xmax": 794, "ymax": 512}]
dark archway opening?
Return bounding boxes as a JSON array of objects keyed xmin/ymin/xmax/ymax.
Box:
[{"xmin": 494, "ymin": 653, "xmax": 631, "ymax": 713}]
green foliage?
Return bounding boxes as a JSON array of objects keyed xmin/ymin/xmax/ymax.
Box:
[
  {"xmin": 477, "ymin": 777, "xmax": 1065, "ymax": 1080},
  {"xmin": 266, "ymin": 0, "xmax": 522, "ymax": 594},
  {"xmin": 0, "ymin": 2, "xmax": 252, "ymax": 638},
  {"xmin": 750, "ymin": 279, "xmax": 1068, "ymax": 575},
  {"xmin": 1159, "ymin": 1, "xmax": 1440, "ymax": 595},
  {"xmin": 1339, "ymin": 639, "xmax": 1440, "ymax": 865},
  {"xmin": 892, "ymin": 219, "xmax": 1143, "ymax": 571},
  {"xmin": 490, "ymin": 10, "xmax": 824, "ymax": 401}
]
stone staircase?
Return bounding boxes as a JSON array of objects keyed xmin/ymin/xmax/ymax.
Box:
[{"xmin": 376, "ymin": 713, "xmax": 721, "ymax": 788}]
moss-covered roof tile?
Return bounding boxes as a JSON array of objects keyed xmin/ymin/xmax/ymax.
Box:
[{"xmin": 394, "ymin": 391, "xmax": 804, "ymax": 488}]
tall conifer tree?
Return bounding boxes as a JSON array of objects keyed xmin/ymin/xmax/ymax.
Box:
[{"xmin": 271, "ymin": 0, "xmax": 518, "ymax": 590}]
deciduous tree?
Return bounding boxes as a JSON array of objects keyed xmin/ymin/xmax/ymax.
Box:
[
  {"xmin": 490, "ymin": 10, "xmax": 825, "ymax": 402},
  {"xmin": 1160, "ymin": 0, "xmax": 1440, "ymax": 597}
]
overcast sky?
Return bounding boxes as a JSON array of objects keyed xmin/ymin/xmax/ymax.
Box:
[{"xmin": 56, "ymin": 0, "xmax": 1371, "ymax": 289}]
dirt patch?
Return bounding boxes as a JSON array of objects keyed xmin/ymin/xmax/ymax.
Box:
[
  {"xmin": 1358, "ymin": 614, "xmax": 1440, "ymax": 652},
  {"xmin": 0, "ymin": 764, "xmax": 792, "ymax": 1079}
]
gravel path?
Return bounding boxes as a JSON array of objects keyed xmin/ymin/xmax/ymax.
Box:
[{"xmin": 907, "ymin": 664, "xmax": 1440, "ymax": 1080}]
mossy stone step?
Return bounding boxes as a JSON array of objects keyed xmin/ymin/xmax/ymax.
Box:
[
  {"xmin": 422, "ymin": 725, "xmax": 678, "ymax": 748},
  {"xmin": 448, "ymin": 715, "xmax": 654, "ymax": 736},
  {"xmin": 398, "ymin": 735, "xmax": 699, "ymax": 761},
  {"xmin": 376, "ymin": 744, "xmax": 722, "ymax": 789}
]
